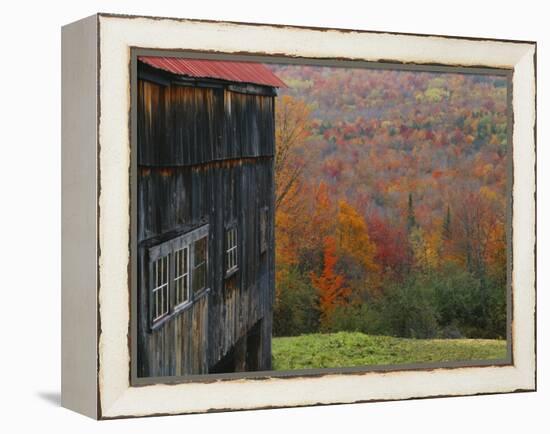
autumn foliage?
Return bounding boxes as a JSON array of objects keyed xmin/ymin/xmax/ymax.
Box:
[
  {"xmin": 272, "ymin": 67, "xmax": 508, "ymax": 339},
  {"xmin": 311, "ymin": 236, "xmax": 350, "ymax": 330},
  {"xmin": 337, "ymin": 200, "xmax": 378, "ymax": 274},
  {"xmin": 274, "ymin": 95, "xmax": 312, "ymax": 211}
]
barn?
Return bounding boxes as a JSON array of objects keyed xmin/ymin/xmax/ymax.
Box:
[{"xmin": 136, "ymin": 56, "xmax": 285, "ymax": 377}]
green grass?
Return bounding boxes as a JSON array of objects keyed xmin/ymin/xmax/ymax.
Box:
[{"xmin": 272, "ymin": 332, "xmax": 507, "ymax": 370}]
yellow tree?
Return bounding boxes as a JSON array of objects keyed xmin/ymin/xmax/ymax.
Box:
[
  {"xmin": 425, "ymin": 229, "xmax": 443, "ymax": 269},
  {"xmin": 275, "ymin": 180, "xmax": 311, "ymax": 298},
  {"xmin": 481, "ymin": 186, "xmax": 507, "ymax": 279},
  {"xmin": 409, "ymin": 225, "xmax": 443, "ymax": 271},
  {"xmin": 305, "ymin": 181, "xmax": 336, "ymax": 252},
  {"xmin": 275, "ymin": 95, "xmax": 313, "ymax": 211},
  {"xmin": 452, "ymin": 190, "xmax": 501, "ymax": 277},
  {"xmin": 485, "ymin": 221, "xmax": 506, "ymax": 276},
  {"xmin": 336, "ymin": 200, "xmax": 378, "ymax": 274},
  {"xmin": 274, "ymin": 95, "xmax": 313, "ymax": 296}
]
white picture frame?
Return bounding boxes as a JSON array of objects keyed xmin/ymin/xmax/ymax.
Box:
[{"xmin": 61, "ymin": 13, "xmax": 536, "ymax": 419}]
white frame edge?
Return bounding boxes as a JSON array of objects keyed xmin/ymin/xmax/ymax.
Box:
[
  {"xmin": 61, "ymin": 14, "xmax": 99, "ymax": 419},
  {"xmin": 95, "ymin": 14, "xmax": 536, "ymax": 419}
]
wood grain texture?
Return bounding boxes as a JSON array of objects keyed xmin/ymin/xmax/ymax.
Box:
[{"xmin": 137, "ymin": 66, "xmax": 275, "ymax": 377}]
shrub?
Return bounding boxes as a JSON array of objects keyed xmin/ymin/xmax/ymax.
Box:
[
  {"xmin": 485, "ymin": 273, "xmax": 507, "ymax": 339},
  {"xmin": 369, "ymin": 275, "xmax": 439, "ymax": 338},
  {"xmin": 432, "ymin": 263, "xmax": 506, "ymax": 339},
  {"xmin": 273, "ymin": 266, "xmax": 319, "ymax": 336},
  {"xmin": 328, "ymin": 304, "xmax": 379, "ymax": 334},
  {"xmin": 433, "ymin": 263, "xmax": 482, "ymax": 331},
  {"xmin": 273, "ymin": 261, "xmax": 507, "ymax": 339}
]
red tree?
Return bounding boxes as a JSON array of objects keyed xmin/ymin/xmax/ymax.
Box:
[
  {"xmin": 311, "ymin": 236, "xmax": 350, "ymax": 329},
  {"xmin": 367, "ymin": 214, "xmax": 411, "ymax": 277}
]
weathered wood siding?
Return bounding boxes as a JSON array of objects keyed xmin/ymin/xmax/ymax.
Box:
[
  {"xmin": 137, "ymin": 69, "xmax": 275, "ymax": 378},
  {"xmin": 138, "ymin": 81, "xmax": 274, "ymax": 166}
]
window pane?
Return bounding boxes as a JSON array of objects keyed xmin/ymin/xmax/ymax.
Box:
[
  {"xmin": 174, "ymin": 247, "xmax": 190, "ymax": 306},
  {"xmin": 162, "ymin": 257, "xmax": 165, "ymax": 282},
  {"xmin": 183, "ymin": 248, "xmax": 188, "ymax": 274},
  {"xmin": 193, "ymin": 263, "xmax": 205, "ymax": 292},
  {"xmin": 195, "ymin": 237, "xmax": 207, "ymax": 264},
  {"xmin": 152, "ymin": 255, "xmax": 169, "ymax": 322},
  {"xmin": 149, "ymin": 226, "xmax": 209, "ymax": 326},
  {"xmin": 193, "ymin": 237, "xmax": 207, "ymax": 292},
  {"xmin": 184, "ymin": 274, "xmax": 189, "ymax": 300},
  {"xmin": 225, "ymin": 227, "xmax": 238, "ymax": 274}
]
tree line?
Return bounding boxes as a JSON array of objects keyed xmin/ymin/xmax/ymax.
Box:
[{"xmin": 271, "ymin": 70, "xmax": 508, "ymax": 340}]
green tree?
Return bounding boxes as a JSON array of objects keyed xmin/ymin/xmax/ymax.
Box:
[
  {"xmin": 376, "ymin": 275, "xmax": 439, "ymax": 338},
  {"xmin": 273, "ymin": 266, "xmax": 319, "ymax": 337},
  {"xmin": 407, "ymin": 193, "xmax": 416, "ymax": 232},
  {"xmin": 442, "ymin": 205, "xmax": 452, "ymax": 241}
]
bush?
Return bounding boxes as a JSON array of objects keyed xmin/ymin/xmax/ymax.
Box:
[
  {"xmin": 273, "ymin": 266, "xmax": 319, "ymax": 336},
  {"xmin": 273, "ymin": 262, "xmax": 507, "ymax": 340},
  {"xmin": 327, "ymin": 275, "xmax": 441, "ymax": 338},
  {"xmin": 375, "ymin": 275, "xmax": 440, "ymax": 338},
  {"xmin": 433, "ymin": 263, "xmax": 482, "ymax": 331},
  {"xmin": 328, "ymin": 304, "xmax": 378, "ymax": 333},
  {"xmin": 485, "ymin": 273, "xmax": 507, "ymax": 339},
  {"xmin": 432, "ymin": 263, "xmax": 506, "ymax": 339}
]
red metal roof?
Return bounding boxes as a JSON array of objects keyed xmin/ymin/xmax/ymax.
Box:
[{"xmin": 139, "ymin": 56, "xmax": 286, "ymax": 88}]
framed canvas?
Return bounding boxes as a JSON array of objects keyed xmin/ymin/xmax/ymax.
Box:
[{"xmin": 61, "ymin": 13, "xmax": 536, "ymax": 419}]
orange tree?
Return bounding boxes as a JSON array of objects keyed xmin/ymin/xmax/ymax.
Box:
[{"xmin": 311, "ymin": 236, "xmax": 350, "ymax": 331}]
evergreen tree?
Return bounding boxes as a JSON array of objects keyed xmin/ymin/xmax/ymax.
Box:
[
  {"xmin": 407, "ymin": 193, "xmax": 416, "ymax": 232},
  {"xmin": 443, "ymin": 205, "xmax": 452, "ymax": 240}
]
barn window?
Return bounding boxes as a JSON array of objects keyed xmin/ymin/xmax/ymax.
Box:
[
  {"xmin": 174, "ymin": 247, "xmax": 190, "ymax": 307},
  {"xmin": 151, "ymin": 255, "xmax": 170, "ymax": 323},
  {"xmin": 259, "ymin": 207, "xmax": 268, "ymax": 254},
  {"xmin": 225, "ymin": 225, "xmax": 238, "ymax": 276},
  {"xmin": 147, "ymin": 224, "xmax": 210, "ymax": 330},
  {"xmin": 193, "ymin": 236, "xmax": 208, "ymax": 294}
]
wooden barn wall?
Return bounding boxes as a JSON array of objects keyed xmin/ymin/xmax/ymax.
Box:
[
  {"xmin": 137, "ymin": 75, "xmax": 275, "ymax": 377},
  {"xmin": 137, "ymin": 260, "xmax": 209, "ymax": 377},
  {"xmin": 138, "ymin": 80, "xmax": 275, "ymax": 167}
]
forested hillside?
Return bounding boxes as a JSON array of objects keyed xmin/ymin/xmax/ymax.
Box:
[{"xmin": 268, "ymin": 64, "xmax": 509, "ymax": 341}]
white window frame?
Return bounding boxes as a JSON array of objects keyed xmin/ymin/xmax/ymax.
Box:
[
  {"xmin": 192, "ymin": 234, "xmax": 209, "ymax": 295},
  {"xmin": 225, "ymin": 224, "xmax": 238, "ymax": 277},
  {"xmin": 151, "ymin": 255, "xmax": 169, "ymax": 323},
  {"xmin": 173, "ymin": 246, "xmax": 190, "ymax": 309},
  {"xmin": 148, "ymin": 224, "xmax": 210, "ymax": 330}
]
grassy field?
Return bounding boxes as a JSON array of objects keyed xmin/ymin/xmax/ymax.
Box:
[{"xmin": 272, "ymin": 332, "xmax": 507, "ymax": 371}]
